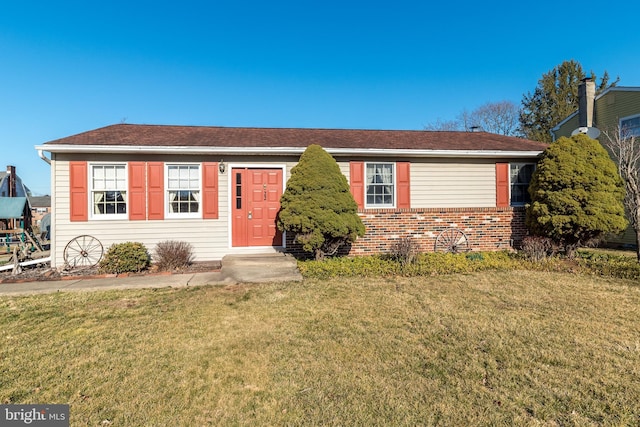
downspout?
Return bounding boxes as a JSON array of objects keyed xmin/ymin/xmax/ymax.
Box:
[
  {"xmin": 37, "ymin": 148, "xmax": 55, "ymax": 268},
  {"xmin": 38, "ymin": 149, "xmax": 51, "ymax": 165}
]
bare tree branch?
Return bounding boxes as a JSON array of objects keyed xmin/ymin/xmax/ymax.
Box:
[
  {"xmin": 601, "ymin": 126, "xmax": 640, "ymax": 261},
  {"xmin": 424, "ymin": 101, "xmax": 521, "ymax": 136}
]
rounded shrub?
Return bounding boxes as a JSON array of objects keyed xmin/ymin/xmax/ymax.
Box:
[
  {"xmin": 98, "ymin": 242, "xmax": 150, "ymax": 274},
  {"xmin": 277, "ymin": 144, "xmax": 365, "ymax": 260},
  {"xmin": 526, "ymin": 134, "xmax": 627, "ymax": 257}
]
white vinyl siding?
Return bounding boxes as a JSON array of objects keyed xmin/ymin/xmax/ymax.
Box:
[
  {"xmin": 338, "ymin": 160, "xmax": 495, "ymax": 208},
  {"xmin": 51, "ymin": 157, "xmax": 230, "ymax": 268},
  {"xmin": 410, "ymin": 162, "xmax": 496, "ymax": 208}
]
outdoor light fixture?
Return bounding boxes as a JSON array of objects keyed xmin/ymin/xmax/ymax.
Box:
[{"xmin": 219, "ymin": 160, "xmax": 226, "ymax": 174}]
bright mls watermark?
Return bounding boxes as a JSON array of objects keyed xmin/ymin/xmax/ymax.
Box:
[{"xmin": 1, "ymin": 405, "xmax": 69, "ymax": 426}]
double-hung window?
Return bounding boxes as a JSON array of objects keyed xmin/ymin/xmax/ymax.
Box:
[
  {"xmin": 365, "ymin": 163, "xmax": 394, "ymax": 208},
  {"xmin": 620, "ymin": 114, "xmax": 640, "ymax": 138},
  {"xmin": 510, "ymin": 163, "xmax": 535, "ymax": 206},
  {"xmin": 167, "ymin": 164, "xmax": 200, "ymax": 217},
  {"xmin": 91, "ymin": 164, "xmax": 127, "ymax": 218}
]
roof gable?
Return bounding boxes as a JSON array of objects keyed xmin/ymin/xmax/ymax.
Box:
[{"xmin": 552, "ymin": 86, "xmax": 640, "ymax": 133}]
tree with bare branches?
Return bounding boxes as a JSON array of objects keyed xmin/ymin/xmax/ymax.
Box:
[
  {"xmin": 424, "ymin": 100, "xmax": 520, "ymax": 136},
  {"xmin": 601, "ymin": 127, "xmax": 640, "ymax": 261}
]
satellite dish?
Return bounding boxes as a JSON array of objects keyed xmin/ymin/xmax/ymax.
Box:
[{"xmin": 571, "ymin": 126, "xmax": 601, "ymax": 139}]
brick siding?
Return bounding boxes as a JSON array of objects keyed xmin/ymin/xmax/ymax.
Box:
[{"xmin": 285, "ymin": 207, "xmax": 526, "ymax": 258}]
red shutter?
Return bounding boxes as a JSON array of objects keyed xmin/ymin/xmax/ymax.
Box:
[
  {"xmin": 202, "ymin": 162, "xmax": 219, "ymax": 219},
  {"xmin": 129, "ymin": 162, "xmax": 146, "ymax": 220},
  {"xmin": 147, "ymin": 162, "xmax": 164, "ymax": 220},
  {"xmin": 396, "ymin": 162, "xmax": 410, "ymax": 209},
  {"xmin": 69, "ymin": 161, "xmax": 88, "ymax": 221},
  {"xmin": 496, "ymin": 163, "xmax": 510, "ymax": 207},
  {"xmin": 350, "ymin": 162, "xmax": 364, "ymax": 209}
]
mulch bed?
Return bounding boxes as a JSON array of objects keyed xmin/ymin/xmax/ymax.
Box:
[{"xmin": 0, "ymin": 261, "xmax": 222, "ymax": 284}]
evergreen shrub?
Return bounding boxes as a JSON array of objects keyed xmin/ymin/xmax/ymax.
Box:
[
  {"xmin": 277, "ymin": 144, "xmax": 365, "ymax": 260},
  {"xmin": 526, "ymin": 134, "xmax": 628, "ymax": 257},
  {"xmin": 98, "ymin": 242, "xmax": 150, "ymax": 274}
]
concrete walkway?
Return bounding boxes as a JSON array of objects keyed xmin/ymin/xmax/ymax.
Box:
[{"xmin": 0, "ymin": 253, "xmax": 302, "ymax": 296}]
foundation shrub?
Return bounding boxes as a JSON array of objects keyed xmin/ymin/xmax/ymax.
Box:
[
  {"xmin": 409, "ymin": 251, "xmax": 517, "ymax": 275},
  {"xmin": 389, "ymin": 236, "xmax": 420, "ymax": 267},
  {"xmin": 299, "ymin": 250, "xmax": 640, "ymax": 280},
  {"xmin": 298, "ymin": 256, "xmax": 400, "ymax": 279},
  {"xmin": 519, "ymin": 236, "xmax": 557, "ymax": 261},
  {"xmin": 299, "ymin": 251, "xmax": 521, "ymax": 279},
  {"xmin": 576, "ymin": 251, "xmax": 640, "ymax": 280},
  {"xmin": 154, "ymin": 240, "xmax": 195, "ymax": 271},
  {"xmin": 98, "ymin": 242, "xmax": 150, "ymax": 274}
]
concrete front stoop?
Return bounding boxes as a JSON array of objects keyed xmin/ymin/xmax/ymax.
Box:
[{"xmin": 220, "ymin": 253, "xmax": 303, "ymax": 283}]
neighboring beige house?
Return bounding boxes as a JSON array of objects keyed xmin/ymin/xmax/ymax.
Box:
[
  {"xmin": 552, "ymin": 79, "xmax": 640, "ymax": 248},
  {"xmin": 36, "ymin": 124, "xmax": 547, "ymax": 269},
  {"xmin": 28, "ymin": 195, "xmax": 51, "ymax": 228}
]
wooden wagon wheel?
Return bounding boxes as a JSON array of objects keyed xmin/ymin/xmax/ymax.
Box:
[
  {"xmin": 434, "ymin": 228, "xmax": 470, "ymax": 253},
  {"xmin": 63, "ymin": 235, "xmax": 103, "ymax": 269}
]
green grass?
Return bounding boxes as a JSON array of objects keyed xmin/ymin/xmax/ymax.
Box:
[{"xmin": 1, "ymin": 272, "xmax": 640, "ymax": 425}]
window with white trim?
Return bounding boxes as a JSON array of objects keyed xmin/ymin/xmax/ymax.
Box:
[
  {"xmin": 510, "ymin": 163, "xmax": 535, "ymax": 206},
  {"xmin": 366, "ymin": 163, "xmax": 394, "ymax": 207},
  {"xmin": 91, "ymin": 164, "xmax": 127, "ymax": 217},
  {"xmin": 167, "ymin": 164, "xmax": 200, "ymax": 217},
  {"xmin": 620, "ymin": 114, "xmax": 640, "ymax": 138}
]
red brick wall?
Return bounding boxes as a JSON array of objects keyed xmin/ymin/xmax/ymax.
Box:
[{"xmin": 285, "ymin": 207, "xmax": 527, "ymax": 258}]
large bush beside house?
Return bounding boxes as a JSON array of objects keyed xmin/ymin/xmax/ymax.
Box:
[
  {"xmin": 277, "ymin": 144, "xmax": 365, "ymax": 260},
  {"xmin": 526, "ymin": 134, "xmax": 627, "ymax": 257}
]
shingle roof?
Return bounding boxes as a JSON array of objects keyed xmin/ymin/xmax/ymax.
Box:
[
  {"xmin": 0, "ymin": 197, "xmax": 28, "ymax": 219},
  {"xmin": 43, "ymin": 124, "xmax": 548, "ymax": 152},
  {"xmin": 28, "ymin": 195, "xmax": 51, "ymax": 207}
]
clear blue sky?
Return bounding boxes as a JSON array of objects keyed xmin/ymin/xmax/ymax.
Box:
[{"xmin": 2, "ymin": 0, "xmax": 639, "ymax": 195}]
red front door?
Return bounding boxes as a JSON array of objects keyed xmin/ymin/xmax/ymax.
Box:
[{"xmin": 232, "ymin": 168, "xmax": 283, "ymax": 247}]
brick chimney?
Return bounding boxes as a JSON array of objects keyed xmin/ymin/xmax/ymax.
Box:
[
  {"xmin": 578, "ymin": 77, "xmax": 596, "ymax": 128},
  {"xmin": 7, "ymin": 165, "xmax": 16, "ymax": 197}
]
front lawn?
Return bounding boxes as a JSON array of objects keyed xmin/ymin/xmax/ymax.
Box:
[{"xmin": 1, "ymin": 271, "xmax": 639, "ymax": 425}]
